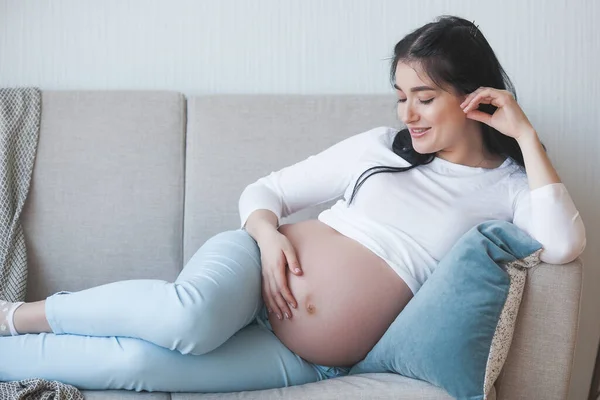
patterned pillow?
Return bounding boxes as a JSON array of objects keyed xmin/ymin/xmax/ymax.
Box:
[{"xmin": 349, "ymin": 220, "xmax": 542, "ymax": 400}]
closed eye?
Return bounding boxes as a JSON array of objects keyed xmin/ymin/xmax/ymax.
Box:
[{"xmin": 397, "ymin": 98, "xmax": 434, "ymax": 105}]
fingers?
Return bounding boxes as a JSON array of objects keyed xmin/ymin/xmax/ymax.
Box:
[
  {"xmin": 269, "ymin": 273, "xmax": 293, "ymax": 320},
  {"xmin": 273, "ymin": 259, "xmax": 295, "ymax": 317},
  {"xmin": 260, "ymin": 240, "xmax": 302, "ymax": 322},
  {"xmin": 266, "ymin": 276, "xmax": 281, "ymax": 319},
  {"xmin": 276, "ymin": 268, "xmax": 297, "ymax": 310},
  {"xmin": 262, "ymin": 273, "xmax": 286, "ymax": 320},
  {"xmin": 460, "ymin": 87, "xmax": 484, "ymax": 108},
  {"xmin": 262, "ymin": 279, "xmax": 278, "ymax": 317},
  {"xmin": 279, "ymin": 245, "xmax": 301, "ymax": 313},
  {"xmin": 463, "ymin": 94, "xmax": 497, "ymax": 113},
  {"xmin": 461, "ymin": 87, "xmax": 512, "ymax": 113},
  {"xmin": 465, "ymin": 109, "xmax": 493, "ymax": 125},
  {"xmin": 462, "ymin": 89, "xmax": 494, "ymax": 113},
  {"xmin": 283, "ymin": 248, "xmax": 302, "ymax": 275},
  {"xmin": 275, "ymin": 291, "xmax": 293, "ymax": 320}
]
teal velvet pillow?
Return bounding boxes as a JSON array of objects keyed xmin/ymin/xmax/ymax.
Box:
[{"xmin": 349, "ymin": 220, "xmax": 542, "ymax": 400}]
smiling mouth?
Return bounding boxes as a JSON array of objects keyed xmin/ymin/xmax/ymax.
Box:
[{"xmin": 409, "ymin": 128, "xmax": 431, "ymax": 137}]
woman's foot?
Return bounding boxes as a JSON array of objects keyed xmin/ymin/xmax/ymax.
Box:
[{"xmin": 0, "ymin": 300, "xmax": 24, "ymax": 336}]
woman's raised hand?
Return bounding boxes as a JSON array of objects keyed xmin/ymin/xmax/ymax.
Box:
[{"xmin": 461, "ymin": 87, "xmax": 536, "ymax": 141}]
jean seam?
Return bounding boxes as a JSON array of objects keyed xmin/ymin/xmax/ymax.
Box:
[
  {"xmin": 45, "ymin": 295, "xmax": 61, "ymax": 333},
  {"xmin": 45, "ymin": 291, "xmax": 71, "ymax": 334}
]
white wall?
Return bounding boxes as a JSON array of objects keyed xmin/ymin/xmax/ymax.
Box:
[{"xmin": 2, "ymin": 0, "xmax": 599, "ymax": 398}]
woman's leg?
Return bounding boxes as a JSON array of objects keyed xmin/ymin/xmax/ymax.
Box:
[
  {"xmin": 0, "ymin": 323, "xmax": 325, "ymax": 392},
  {"xmin": 4, "ymin": 229, "xmax": 263, "ymax": 355}
]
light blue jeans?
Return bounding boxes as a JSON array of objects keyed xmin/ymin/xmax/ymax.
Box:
[{"xmin": 0, "ymin": 229, "xmax": 348, "ymax": 392}]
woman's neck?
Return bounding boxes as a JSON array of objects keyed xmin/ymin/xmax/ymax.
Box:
[{"xmin": 436, "ymin": 130, "xmax": 504, "ymax": 169}]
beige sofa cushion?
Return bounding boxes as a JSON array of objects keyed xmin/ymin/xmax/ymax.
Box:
[
  {"xmin": 495, "ymin": 261, "xmax": 582, "ymax": 399},
  {"xmin": 22, "ymin": 91, "xmax": 186, "ymax": 300},
  {"xmin": 82, "ymin": 391, "xmax": 170, "ymax": 400},
  {"xmin": 183, "ymin": 94, "xmax": 398, "ymax": 263},
  {"xmin": 172, "ymin": 374, "xmax": 467, "ymax": 399}
]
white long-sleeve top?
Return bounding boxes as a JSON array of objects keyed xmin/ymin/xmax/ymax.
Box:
[{"xmin": 239, "ymin": 126, "xmax": 586, "ymax": 294}]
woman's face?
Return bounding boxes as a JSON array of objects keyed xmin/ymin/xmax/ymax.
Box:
[{"xmin": 394, "ymin": 62, "xmax": 479, "ymax": 156}]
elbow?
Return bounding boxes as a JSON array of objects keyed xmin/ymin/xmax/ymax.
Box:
[
  {"xmin": 238, "ymin": 179, "xmax": 284, "ymax": 229},
  {"xmin": 534, "ymin": 212, "xmax": 587, "ymax": 265},
  {"xmin": 539, "ymin": 235, "xmax": 586, "ymax": 265}
]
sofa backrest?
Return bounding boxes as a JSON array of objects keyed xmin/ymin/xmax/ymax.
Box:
[
  {"xmin": 22, "ymin": 92, "xmax": 400, "ymax": 298},
  {"xmin": 183, "ymin": 94, "xmax": 398, "ymax": 263},
  {"xmin": 22, "ymin": 91, "xmax": 186, "ymax": 300}
]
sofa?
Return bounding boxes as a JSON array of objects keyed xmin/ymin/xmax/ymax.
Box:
[{"xmin": 18, "ymin": 91, "xmax": 583, "ymax": 399}]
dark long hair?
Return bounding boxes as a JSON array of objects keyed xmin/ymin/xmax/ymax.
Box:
[{"xmin": 348, "ymin": 15, "xmax": 527, "ymax": 205}]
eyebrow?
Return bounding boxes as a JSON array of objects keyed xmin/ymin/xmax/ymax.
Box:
[{"xmin": 393, "ymin": 84, "xmax": 436, "ymax": 92}]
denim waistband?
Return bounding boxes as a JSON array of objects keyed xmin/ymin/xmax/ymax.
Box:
[{"xmin": 255, "ymin": 305, "xmax": 350, "ymax": 380}]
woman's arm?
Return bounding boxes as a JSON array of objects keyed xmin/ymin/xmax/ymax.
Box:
[
  {"xmin": 511, "ymin": 130, "xmax": 586, "ymax": 264},
  {"xmin": 516, "ymin": 129, "xmax": 561, "ymax": 189},
  {"xmin": 238, "ymin": 127, "xmax": 389, "ymax": 230},
  {"xmin": 244, "ymin": 209, "xmax": 280, "ymax": 245},
  {"xmin": 462, "ymin": 88, "xmax": 587, "ymax": 264},
  {"xmin": 512, "ymin": 180, "xmax": 586, "ymax": 265}
]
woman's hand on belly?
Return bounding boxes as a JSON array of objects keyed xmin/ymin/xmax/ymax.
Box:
[
  {"xmin": 256, "ymin": 229, "xmax": 304, "ymax": 321},
  {"xmin": 271, "ymin": 221, "xmax": 414, "ymax": 367}
]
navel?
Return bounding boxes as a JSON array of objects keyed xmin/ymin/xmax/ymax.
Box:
[{"xmin": 306, "ymin": 303, "xmax": 317, "ymax": 314}]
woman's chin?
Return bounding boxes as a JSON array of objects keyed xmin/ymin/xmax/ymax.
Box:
[{"xmin": 411, "ymin": 141, "xmax": 437, "ymax": 155}]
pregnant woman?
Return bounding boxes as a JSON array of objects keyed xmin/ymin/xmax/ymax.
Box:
[{"xmin": 0, "ymin": 15, "xmax": 586, "ymax": 392}]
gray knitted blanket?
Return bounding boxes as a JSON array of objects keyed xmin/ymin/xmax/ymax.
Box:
[{"xmin": 0, "ymin": 88, "xmax": 83, "ymax": 400}]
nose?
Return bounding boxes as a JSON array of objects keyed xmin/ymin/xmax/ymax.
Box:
[{"xmin": 400, "ymin": 102, "xmax": 418, "ymax": 125}]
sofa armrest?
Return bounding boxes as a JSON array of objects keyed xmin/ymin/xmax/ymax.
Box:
[{"xmin": 495, "ymin": 259, "xmax": 583, "ymax": 400}]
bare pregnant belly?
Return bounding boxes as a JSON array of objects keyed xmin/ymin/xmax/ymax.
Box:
[{"xmin": 269, "ymin": 220, "xmax": 413, "ymax": 367}]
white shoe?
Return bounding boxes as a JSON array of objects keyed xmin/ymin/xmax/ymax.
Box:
[{"xmin": 0, "ymin": 300, "xmax": 24, "ymax": 336}]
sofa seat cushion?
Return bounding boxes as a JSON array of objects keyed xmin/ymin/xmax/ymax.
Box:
[
  {"xmin": 170, "ymin": 373, "xmax": 470, "ymax": 399},
  {"xmin": 78, "ymin": 374, "xmax": 467, "ymax": 399},
  {"xmin": 82, "ymin": 391, "xmax": 170, "ymax": 399}
]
